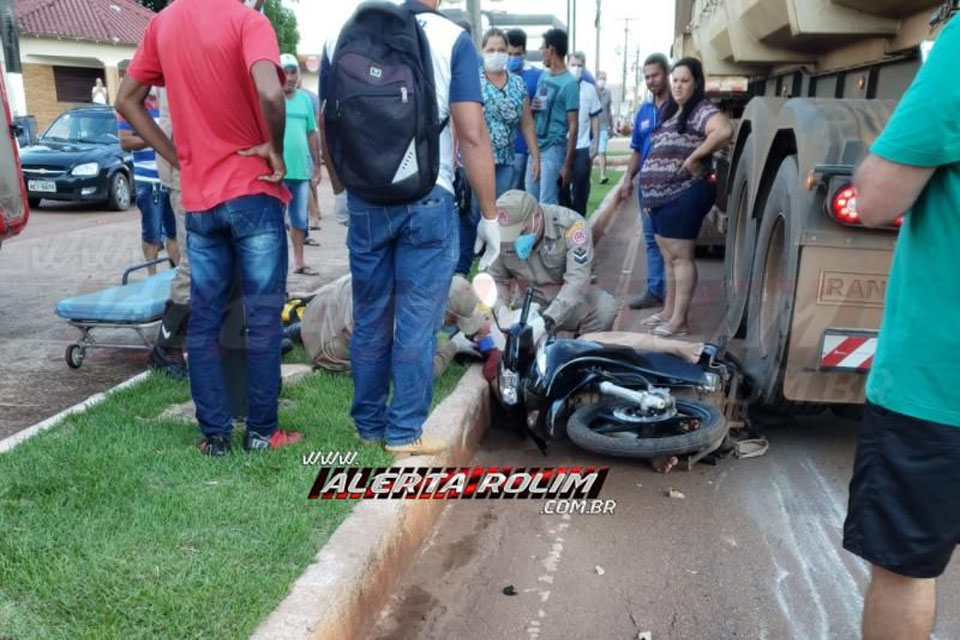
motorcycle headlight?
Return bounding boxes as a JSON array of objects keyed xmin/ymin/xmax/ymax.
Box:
[
  {"xmin": 500, "ymin": 369, "xmax": 519, "ymax": 405},
  {"xmin": 535, "ymin": 340, "xmax": 548, "ymax": 377},
  {"xmin": 71, "ymin": 162, "xmax": 99, "ymax": 176}
]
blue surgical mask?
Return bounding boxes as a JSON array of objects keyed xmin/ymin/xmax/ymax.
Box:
[
  {"xmin": 514, "ymin": 233, "xmax": 537, "ymax": 260},
  {"xmin": 507, "ymin": 57, "xmax": 524, "ymax": 73}
]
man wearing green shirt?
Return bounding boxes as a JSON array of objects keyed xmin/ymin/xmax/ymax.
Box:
[
  {"xmin": 843, "ymin": 16, "xmax": 960, "ymax": 640},
  {"xmin": 526, "ymin": 28, "xmax": 578, "ymax": 206},
  {"xmin": 281, "ymin": 54, "xmax": 321, "ymax": 276}
]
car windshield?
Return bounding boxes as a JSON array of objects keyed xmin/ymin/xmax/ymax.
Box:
[{"xmin": 42, "ymin": 112, "xmax": 118, "ymax": 145}]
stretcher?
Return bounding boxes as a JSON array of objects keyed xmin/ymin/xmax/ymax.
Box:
[{"xmin": 55, "ymin": 258, "xmax": 176, "ymax": 369}]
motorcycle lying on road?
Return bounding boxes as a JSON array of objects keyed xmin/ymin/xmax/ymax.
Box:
[{"xmin": 473, "ymin": 275, "xmax": 741, "ymax": 460}]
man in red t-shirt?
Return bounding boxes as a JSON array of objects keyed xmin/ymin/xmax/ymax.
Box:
[{"xmin": 115, "ymin": 0, "xmax": 300, "ymax": 457}]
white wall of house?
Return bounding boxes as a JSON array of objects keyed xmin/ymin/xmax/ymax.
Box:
[{"xmin": 19, "ymin": 37, "xmax": 137, "ymax": 68}]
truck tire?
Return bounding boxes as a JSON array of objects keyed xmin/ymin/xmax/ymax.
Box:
[
  {"xmin": 567, "ymin": 398, "xmax": 726, "ymax": 459},
  {"xmin": 107, "ymin": 172, "xmax": 132, "ymax": 211},
  {"xmin": 722, "ymin": 142, "xmax": 756, "ymax": 338},
  {"xmin": 743, "ymin": 155, "xmax": 804, "ymax": 408}
]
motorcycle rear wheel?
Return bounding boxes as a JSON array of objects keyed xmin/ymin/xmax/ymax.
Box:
[{"xmin": 567, "ymin": 398, "xmax": 726, "ymax": 459}]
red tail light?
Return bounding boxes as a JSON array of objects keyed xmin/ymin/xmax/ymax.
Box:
[
  {"xmin": 830, "ymin": 184, "xmax": 903, "ymax": 229},
  {"xmin": 830, "ymin": 185, "xmax": 860, "ymax": 225}
]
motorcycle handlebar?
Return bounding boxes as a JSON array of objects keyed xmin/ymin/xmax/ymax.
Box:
[{"xmin": 519, "ymin": 287, "xmax": 534, "ymax": 326}]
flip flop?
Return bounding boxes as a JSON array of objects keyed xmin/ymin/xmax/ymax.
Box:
[
  {"xmin": 640, "ymin": 314, "xmax": 667, "ymax": 326},
  {"xmin": 304, "ymin": 237, "xmax": 320, "ymax": 247},
  {"xmin": 653, "ymin": 325, "xmax": 689, "ymax": 337},
  {"xmin": 294, "ymin": 266, "xmax": 319, "ymax": 276}
]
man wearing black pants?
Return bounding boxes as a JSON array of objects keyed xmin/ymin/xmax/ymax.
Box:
[{"xmin": 560, "ymin": 51, "xmax": 600, "ymax": 215}]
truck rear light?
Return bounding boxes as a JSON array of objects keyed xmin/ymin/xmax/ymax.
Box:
[
  {"xmin": 829, "ymin": 183, "xmax": 903, "ymax": 229},
  {"xmin": 830, "ymin": 185, "xmax": 860, "ymax": 225}
]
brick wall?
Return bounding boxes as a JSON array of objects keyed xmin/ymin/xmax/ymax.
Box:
[{"xmin": 22, "ymin": 63, "xmax": 85, "ymax": 131}]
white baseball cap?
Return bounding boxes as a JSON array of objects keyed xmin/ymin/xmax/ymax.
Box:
[{"xmin": 280, "ymin": 54, "xmax": 300, "ymax": 70}]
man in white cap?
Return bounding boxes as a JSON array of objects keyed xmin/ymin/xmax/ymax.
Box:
[
  {"xmin": 488, "ymin": 190, "xmax": 617, "ymax": 335},
  {"xmin": 292, "ymin": 274, "xmax": 488, "ymax": 378}
]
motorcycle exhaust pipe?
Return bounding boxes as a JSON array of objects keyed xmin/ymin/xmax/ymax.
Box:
[{"xmin": 598, "ymin": 381, "xmax": 668, "ymax": 412}]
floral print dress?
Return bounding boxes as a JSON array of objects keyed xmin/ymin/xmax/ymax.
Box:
[{"xmin": 480, "ymin": 69, "xmax": 528, "ymax": 166}]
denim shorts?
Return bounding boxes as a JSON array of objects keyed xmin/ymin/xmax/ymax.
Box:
[
  {"xmin": 648, "ymin": 178, "xmax": 716, "ymax": 240},
  {"xmin": 136, "ymin": 182, "xmax": 176, "ymax": 246},
  {"xmin": 598, "ymin": 130, "xmax": 610, "ymax": 153},
  {"xmin": 284, "ymin": 179, "xmax": 310, "ymax": 232}
]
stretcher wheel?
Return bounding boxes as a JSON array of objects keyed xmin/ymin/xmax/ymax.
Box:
[{"xmin": 66, "ymin": 344, "xmax": 85, "ymax": 369}]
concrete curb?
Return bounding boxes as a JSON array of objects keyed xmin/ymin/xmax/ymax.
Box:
[
  {"xmin": 251, "ymin": 365, "xmax": 491, "ymax": 640},
  {"xmin": 589, "ymin": 170, "xmax": 629, "ymax": 246},
  {"xmin": 0, "ymin": 371, "xmax": 150, "ymax": 455}
]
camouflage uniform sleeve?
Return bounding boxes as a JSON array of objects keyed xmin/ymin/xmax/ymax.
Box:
[
  {"xmin": 433, "ymin": 335, "xmax": 458, "ymax": 379},
  {"xmin": 543, "ymin": 219, "xmax": 594, "ymax": 326}
]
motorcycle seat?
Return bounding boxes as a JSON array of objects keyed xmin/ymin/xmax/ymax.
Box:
[{"xmin": 578, "ymin": 331, "xmax": 704, "ymax": 365}]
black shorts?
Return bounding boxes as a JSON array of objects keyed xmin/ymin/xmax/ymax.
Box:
[
  {"xmin": 647, "ymin": 178, "xmax": 715, "ymax": 240},
  {"xmin": 842, "ymin": 401, "xmax": 960, "ymax": 578}
]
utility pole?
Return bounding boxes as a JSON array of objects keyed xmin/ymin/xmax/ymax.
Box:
[
  {"xmin": 619, "ymin": 18, "xmax": 638, "ymax": 120},
  {"xmin": 594, "ymin": 0, "xmax": 601, "ymax": 76},
  {"xmin": 466, "ymin": 0, "xmax": 482, "ymax": 48},
  {"xmin": 571, "ymin": 0, "xmax": 577, "ymax": 53},
  {"xmin": 634, "ymin": 46, "xmax": 641, "ymax": 104}
]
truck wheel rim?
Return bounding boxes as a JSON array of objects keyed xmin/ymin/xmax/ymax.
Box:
[{"xmin": 759, "ymin": 215, "xmax": 785, "ymax": 359}]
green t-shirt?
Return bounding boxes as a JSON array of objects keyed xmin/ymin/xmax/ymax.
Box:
[
  {"xmin": 865, "ymin": 15, "xmax": 960, "ymax": 427},
  {"xmin": 283, "ymin": 90, "xmax": 317, "ymax": 181},
  {"xmin": 534, "ymin": 70, "xmax": 579, "ymax": 149}
]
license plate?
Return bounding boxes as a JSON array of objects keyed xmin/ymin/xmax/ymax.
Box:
[
  {"xmin": 28, "ymin": 179, "xmax": 56, "ymax": 193},
  {"xmin": 819, "ymin": 330, "xmax": 878, "ymax": 372}
]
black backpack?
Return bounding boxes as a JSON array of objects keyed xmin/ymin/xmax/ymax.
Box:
[{"xmin": 323, "ymin": 1, "xmax": 448, "ymax": 205}]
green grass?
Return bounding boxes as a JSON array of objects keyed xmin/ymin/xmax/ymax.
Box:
[
  {"xmin": 586, "ymin": 167, "xmax": 622, "ymax": 219},
  {"xmin": 0, "ymin": 350, "xmax": 467, "ymax": 640}
]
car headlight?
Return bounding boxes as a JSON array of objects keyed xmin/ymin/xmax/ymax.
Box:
[{"xmin": 71, "ymin": 162, "xmax": 99, "ymax": 176}]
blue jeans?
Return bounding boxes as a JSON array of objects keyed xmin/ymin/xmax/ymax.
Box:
[
  {"xmin": 528, "ymin": 143, "xmax": 566, "ymax": 205},
  {"xmin": 512, "ymin": 152, "xmax": 528, "ymax": 191},
  {"xmin": 456, "ymin": 163, "xmax": 515, "ymax": 275},
  {"xmin": 185, "ymin": 194, "xmax": 288, "ymax": 439},
  {"xmin": 641, "ymin": 206, "xmax": 665, "ymax": 300},
  {"xmin": 347, "ymin": 185, "xmax": 458, "ymax": 445},
  {"xmin": 136, "ymin": 182, "xmax": 176, "ymax": 246}
]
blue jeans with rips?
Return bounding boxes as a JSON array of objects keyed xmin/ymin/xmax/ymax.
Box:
[
  {"xmin": 346, "ymin": 185, "xmax": 458, "ymax": 446},
  {"xmin": 527, "ymin": 143, "xmax": 566, "ymax": 205},
  {"xmin": 185, "ymin": 194, "xmax": 287, "ymax": 439},
  {"xmin": 456, "ymin": 163, "xmax": 515, "ymax": 275}
]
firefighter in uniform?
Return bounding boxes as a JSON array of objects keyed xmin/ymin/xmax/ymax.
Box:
[
  {"xmin": 296, "ymin": 274, "xmax": 488, "ymax": 377},
  {"xmin": 488, "ymin": 190, "xmax": 617, "ymax": 334}
]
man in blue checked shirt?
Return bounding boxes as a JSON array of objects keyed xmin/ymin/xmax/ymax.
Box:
[
  {"xmin": 621, "ymin": 53, "xmax": 672, "ymax": 310},
  {"xmin": 118, "ymin": 89, "xmax": 178, "ymax": 275}
]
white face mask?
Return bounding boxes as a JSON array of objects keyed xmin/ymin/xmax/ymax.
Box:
[
  {"xmin": 483, "ymin": 52, "xmax": 509, "ymax": 72},
  {"xmin": 597, "ymin": 79, "xmax": 606, "ymax": 90},
  {"xmin": 569, "ymin": 65, "xmax": 583, "ymax": 81}
]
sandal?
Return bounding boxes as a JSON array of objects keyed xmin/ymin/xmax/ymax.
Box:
[
  {"xmin": 304, "ymin": 237, "xmax": 320, "ymax": 247},
  {"xmin": 653, "ymin": 325, "xmax": 688, "ymax": 338},
  {"xmin": 294, "ymin": 266, "xmax": 319, "ymax": 276},
  {"xmin": 640, "ymin": 314, "xmax": 667, "ymax": 327}
]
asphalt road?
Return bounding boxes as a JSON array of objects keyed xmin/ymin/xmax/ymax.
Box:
[
  {"xmin": 367, "ymin": 191, "xmax": 960, "ymax": 640},
  {"xmin": 0, "ymin": 182, "xmax": 346, "ymax": 440}
]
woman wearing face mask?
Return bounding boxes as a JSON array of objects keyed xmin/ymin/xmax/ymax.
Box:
[
  {"xmin": 455, "ymin": 28, "xmax": 540, "ymax": 276},
  {"xmin": 637, "ymin": 57, "xmax": 733, "ymax": 337}
]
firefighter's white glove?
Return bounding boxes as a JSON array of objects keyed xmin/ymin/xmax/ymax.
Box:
[
  {"xmin": 334, "ymin": 191, "xmax": 349, "ymax": 226},
  {"xmin": 451, "ymin": 331, "xmax": 481, "ymax": 358},
  {"xmin": 474, "ymin": 217, "xmax": 501, "ymax": 271}
]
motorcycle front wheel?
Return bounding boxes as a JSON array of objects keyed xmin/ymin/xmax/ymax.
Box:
[{"xmin": 567, "ymin": 398, "xmax": 725, "ymax": 459}]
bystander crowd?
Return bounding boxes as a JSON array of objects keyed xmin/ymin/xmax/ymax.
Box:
[{"xmin": 506, "ymin": 28, "xmax": 543, "ymax": 191}]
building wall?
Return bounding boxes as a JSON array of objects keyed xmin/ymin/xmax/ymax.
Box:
[
  {"xmin": 19, "ymin": 38, "xmax": 139, "ymax": 128},
  {"xmin": 21, "ymin": 63, "xmax": 86, "ymax": 131}
]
